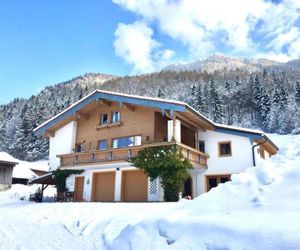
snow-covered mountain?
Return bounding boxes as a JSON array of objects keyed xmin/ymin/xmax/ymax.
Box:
[
  {"xmin": 163, "ymin": 54, "xmax": 299, "ymax": 73},
  {"xmin": 1, "ymin": 55, "xmax": 300, "ymax": 161}
]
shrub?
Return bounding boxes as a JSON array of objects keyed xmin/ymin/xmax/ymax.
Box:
[
  {"xmin": 130, "ymin": 145, "xmax": 192, "ymax": 201},
  {"xmin": 52, "ymin": 169, "xmax": 83, "ymax": 193}
]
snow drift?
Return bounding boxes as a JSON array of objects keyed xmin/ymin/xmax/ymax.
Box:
[{"xmin": 105, "ymin": 134, "xmax": 300, "ymax": 249}]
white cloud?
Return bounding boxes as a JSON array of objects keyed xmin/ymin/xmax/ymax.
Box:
[
  {"xmin": 114, "ymin": 21, "xmax": 175, "ymax": 74},
  {"xmin": 113, "ymin": 0, "xmax": 300, "ymax": 70}
]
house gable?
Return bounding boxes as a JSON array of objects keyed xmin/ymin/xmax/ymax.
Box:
[{"xmin": 33, "ymin": 90, "xmax": 214, "ymax": 136}]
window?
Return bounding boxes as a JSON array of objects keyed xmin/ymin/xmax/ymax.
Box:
[
  {"xmin": 199, "ymin": 141, "xmax": 205, "ymax": 153},
  {"xmin": 112, "ymin": 135, "xmax": 142, "ymax": 148},
  {"xmin": 218, "ymin": 141, "xmax": 232, "ymax": 157},
  {"xmin": 112, "ymin": 111, "xmax": 120, "ymax": 123},
  {"xmin": 98, "ymin": 140, "xmax": 107, "ymax": 150},
  {"xmin": 206, "ymin": 175, "xmax": 231, "ymax": 191},
  {"xmin": 101, "ymin": 113, "xmax": 108, "ymax": 125},
  {"xmin": 75, "ymin": 143, "xmax": 84, "ymax": 152}
]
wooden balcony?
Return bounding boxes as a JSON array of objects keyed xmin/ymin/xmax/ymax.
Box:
[{"xmin": 57, "ymin": 142, "xmax": 209, "ymax": 168}]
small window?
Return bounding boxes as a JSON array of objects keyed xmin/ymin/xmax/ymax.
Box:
[
  {"xmin": 199, "ymin": 141, "xmax": 205, "ymax": 153},
  {"xmin": 208, "ymin": 177, "xmax": 218, "ymax": 190},
  {"xmin": 98, "ymin": 140, "xmax": 107, "ymax": 150},
  {"xmin": 207, "ymin": 175, "xmax": 231, "ymax": 191},
  {"xmin": 112, "ymin": 111, "xmax": 120, "ymax": 123},
  {"xmin": 101, "ymin": 113, "xmax": 108, "ymax": 125},
  {"xmin": 75, "ymin": 143, "xmax": 84, "ymax": 152},
  {"xmin": 112, "ymin": 135, "xmax": 142, "ymax": 148},
  {"xmin": 219, "ymin": 142, "xmax": 232, "ymax": 157}
]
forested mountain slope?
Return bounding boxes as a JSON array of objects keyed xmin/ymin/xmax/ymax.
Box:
[{"xmin": 1, "ymin": 56, "xmax": 300, "ymax": 161}]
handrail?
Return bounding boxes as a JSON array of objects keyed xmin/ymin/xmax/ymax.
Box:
[
  {"xmin": 58, "ymin": 141, "xmax": 208, "ymax": 167},
  {"xmin": 57, "ymin": 141, "xmax": 176, "ymax": 157}
]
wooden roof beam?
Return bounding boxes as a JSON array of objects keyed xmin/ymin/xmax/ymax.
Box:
[
  {"xmin": 175, "ymin": 113, "xmax": 201, "ymax": 130},
  {"xmin": 75, "ymin": 112, "xmax": 89, "ymax": 121},
  {"xmin": 44, "ymin": 130, "xmax": 55, "ymax": 138},
  {"xmin": 122, "ymin": 103, "xmax": 135, "ymax": 112},
  {"xmin": 96, "ymin": 98, "xmax": 111, "ymax": 107}
]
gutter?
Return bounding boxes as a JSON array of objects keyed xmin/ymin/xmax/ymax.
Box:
[{"xmin": 251, "ymin": 136, "xmax": 267, "ymax": 167}]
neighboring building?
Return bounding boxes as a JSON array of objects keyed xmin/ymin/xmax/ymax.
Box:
[
  {"xmin": 32, "ymin": 90, "xmax": 278, "ymax": 202},
  {"xmin": 12, "ymin": 160, "xmax": 49, "ymax": 184},
  {"xmin": 0, "ymin": 152, "xmax": 18, "ymax": 190}
]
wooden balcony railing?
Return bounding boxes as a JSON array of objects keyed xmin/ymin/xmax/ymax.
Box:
[{"xmin": 57, "ymin": 142, "xmax": 209, "ymax": 167}]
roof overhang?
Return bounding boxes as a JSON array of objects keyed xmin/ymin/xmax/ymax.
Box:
[
  {"xmin": 215, "ymin": 125, "xmax": 279, "ymax": 155},
  {"xmin": 0, "ymin": 160, "xmax": 18, "ymax": 166},
  {"xmin": 28, "ymin": 172, "xmax": 55, "ymax": 185}
]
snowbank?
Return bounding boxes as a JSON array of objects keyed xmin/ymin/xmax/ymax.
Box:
[{"xmin": 105, "ymin": 134, "xmax": 300, "ymax": 249}]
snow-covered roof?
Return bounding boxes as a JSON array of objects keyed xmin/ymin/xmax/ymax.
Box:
[
  {"xmin": 13, "ymin": 160, "xmax": 49, "ymax": 179},
  {"xmin": 32, "ymin": 90, "xmax": 278, "ymax": 151},
  {"xmin": 0, "ymin": 152, "xmax": 18, "ymax": 165},
  {"xmin": 215, "ymin": 123, "xmax": 264, "ymax": 135},
  {"xmin": 215, "ymin": 123, "xmax": 279, "ymax": 151},
  {"xmin": 13, "ymin": 163, "xmax": 36, "ymax": 179}
]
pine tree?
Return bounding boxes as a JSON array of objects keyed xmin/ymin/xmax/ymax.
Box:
[
  {"xmin": 191, "ymin": 84, "xmax": 209, "ymax": 116},
  {"xmin": 295, "ymin": 81, "xmax": 300, "ymax": 104},
  {"xmin": 203, "ymin": 82, "xmax": 211, "ymax": 113},
  {"xmin": 157, "ymin": 88, "xmax": 165, "ymax": 98},
  {"xmin": 253, "ymin": 75, "xmax": 262, "ymax": 121},
  {"xmin": 224, "ymin": 81, "xmax": 231, "ymax": 92},
  {"xmin": 260, "ymin": 88, "xmax": 271, "ymax": 131},
  {"xmin": 268, "ymin": 78, "xmax": 293, "ymax": 134},
  {"xmin": 209, "ymin": 80, "xmax": 224, "ymax": 123}
]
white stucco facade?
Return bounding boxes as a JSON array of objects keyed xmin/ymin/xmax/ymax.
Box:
[
  {"xmin": 49, "ymin": 121, "xmax": 77, "ymax": 171},
  {"xmin": 197, "ymin": 129, "xmax": 265, "ymax": 194}
]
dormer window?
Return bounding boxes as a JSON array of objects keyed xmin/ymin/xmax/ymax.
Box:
[
  {"xmin": 101, "ymin": 113, "xmax": 108, "ymax": 125},
  {"xmin": 112, "ymin": 111, "xmax": 120, "ymax": 123}
]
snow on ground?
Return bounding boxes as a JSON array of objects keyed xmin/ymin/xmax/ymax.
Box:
[{"xmin": 0, "ymin": 134, "xmax": 300, "ymax": 250}]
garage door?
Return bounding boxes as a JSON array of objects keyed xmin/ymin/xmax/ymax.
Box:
[
  {"xmin": 93, "ymin": 172, "xmax": 115, "ymax": 202},
  {"xmin": 122, "ymin": 170, "xmax": 148, "ymax": 202}
]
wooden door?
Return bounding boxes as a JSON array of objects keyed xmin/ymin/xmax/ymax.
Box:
[
  {"xmin": 122, "ymin": 170, "xmax": 148, "ymax": 202},
  {"xmin": 74, "ymin": 176, "xmax": 84, "ymax": 202},
  {"xmin": 93, "ymin": 172, "xmax": 115, "ymax": 202}
]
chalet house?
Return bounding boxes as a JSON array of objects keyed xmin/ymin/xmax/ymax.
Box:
[
  {"xmin": 0, "ymin": 152, "xmax": 18, "ymax": 190},
  {"xmin": 32, "ymin": 90, "xmax": 278, "ymax": 202}
]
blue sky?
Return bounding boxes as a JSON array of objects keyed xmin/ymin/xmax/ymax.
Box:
[
  {"xmin": 0, "ymin": 0, "xmax": 133, "ymax": 104},
  {"xmin": 0, "ymin": 0, "xmax": 299, "ymax": 104}
]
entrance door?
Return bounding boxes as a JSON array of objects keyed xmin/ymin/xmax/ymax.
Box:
[
  {"xmin": 74, "ymin": 176, "xmax": 84, "ymax": 202},
  {"xmin": 93, "ymin": 172, "xmax": 115, "ymax": 202},
  {"xmin": 183, "ymin": 176, "xmax": 193, "ymax": 198},
  {"xmin": 122, "ymin": 170, "xmax": 148, "ymax": 202}
]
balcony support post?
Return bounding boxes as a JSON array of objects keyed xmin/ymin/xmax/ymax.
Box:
[
  {"xmin": 195, "ymin": 129, "xmax": 199, "ymax": 150},
  {"xmin": 172, "ymin": 112, "xmax": 176, "ymax": 142}
]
